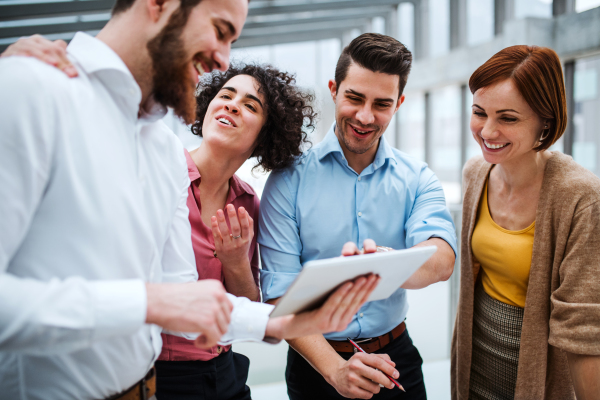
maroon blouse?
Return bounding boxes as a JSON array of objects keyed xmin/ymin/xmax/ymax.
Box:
[{"xmin": 158, "ymin": 149, "xmax": 260, "ymax": 361}]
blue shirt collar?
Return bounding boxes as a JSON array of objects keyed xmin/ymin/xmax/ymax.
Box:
[{"xmin": 317, "ymin": 122, "xmax": 398, "ymax": 171}]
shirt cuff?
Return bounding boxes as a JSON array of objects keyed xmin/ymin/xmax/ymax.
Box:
[
  {"xmin": 89, "ymin": 279, "xmax": 146, "ymax": 340},
  {"xmin": 219, "ymin": 295, "xmax": 274, "ymax": 345}
]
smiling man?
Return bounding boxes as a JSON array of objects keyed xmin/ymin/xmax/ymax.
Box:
[
  {"xmin": 258, "ymin": 33, "xmax": 458, "ymax": 399},
  {"xmin": 0, "ymin": 0, "xmax": 246, "ymax": 398},
  {"xmin": 0, "ymin": 1, "xmax": 380, "ymax": 399}
]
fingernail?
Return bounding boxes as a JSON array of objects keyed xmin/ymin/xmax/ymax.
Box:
[
  {"xmin": 65, "ymin": 66, "xmax": 77, "ymax": 77},
  {"xmin": 393, "ymin": 371, "xmax": 399, "ymax": 378}
]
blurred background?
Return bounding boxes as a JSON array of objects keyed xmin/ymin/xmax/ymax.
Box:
[{"xmin": 2, "ymin": 0, "xmax": 600, "ymax": 398}]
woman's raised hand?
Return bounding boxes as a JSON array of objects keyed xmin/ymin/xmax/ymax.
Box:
[{"xmin": 211, "ymin": 204, "xmax": 254, "ymax": 268}]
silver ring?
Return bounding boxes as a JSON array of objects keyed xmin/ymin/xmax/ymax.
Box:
[{"xmin": 232, "ymin": 235, "xmax": 242, "ymax": 239}]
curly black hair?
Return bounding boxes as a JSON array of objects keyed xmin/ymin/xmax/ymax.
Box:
[{"xmin": 191, "ymin": 63, "xmax": 317, "ymax": 172}]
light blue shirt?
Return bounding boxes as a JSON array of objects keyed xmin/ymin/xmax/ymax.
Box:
[{"xmin": 258, "ymin": 123, "xmax": 457, "ymax": 340}]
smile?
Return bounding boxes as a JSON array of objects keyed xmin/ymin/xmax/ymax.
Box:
[
  {"xmin": 193, "ymin": 59, "xmax": 206, "ymax": 77},
  {"xmin": 216, "ymin": 115, "xmax": 237, "ymax": 127},
  {"xmin": 484, "ymin": 140, "xmax": 509, "ymax": 150},
  {"xmin": 349, "ymin": 124, "xmax": 374, "ymax": 136}
]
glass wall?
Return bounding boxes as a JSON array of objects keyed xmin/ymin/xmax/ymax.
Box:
[
  {"xmin": 514, "ymin": 0, "xmax": 552, "ymax": 18},
  {"xmin": 576, "ymin": 0, "xmax": 600, "ymax": 12},
  {"xmin": 429, "ymin": 0, "xmax": 450, "ymax": 57},
  {"xmin": 429, "ymin": 85, "xmax": 462, "ymax": 203},
  {"xmin": 573, "ymin": 55, "xmax": 600, "ymax": 176},
  {"xmin": 467, "ymin": 0, "xmax": 494, "ymax": 46},
  {"xmin": 398, "ymin": 2, "xmax": 415, "ymax": 53},
  {"xmin": 397, "ymin": 92, "xmax": 426, "ymax": 162},
  {"xmin": 464, "ymin": 89, "xmax": 481, "ymax": 161}
]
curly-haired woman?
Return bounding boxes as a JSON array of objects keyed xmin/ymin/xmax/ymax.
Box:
[
  {"xmin": 154, "ymin": 63, "xmax": 317, "ymax": 400},
  {"xmin": 452, "ymin": 45, "xmax": 600, "ymax": 400}
]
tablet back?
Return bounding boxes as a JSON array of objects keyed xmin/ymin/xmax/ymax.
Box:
[{"xmin": 269, "ymin": 246, "xmax": 437, "ymax": 318}]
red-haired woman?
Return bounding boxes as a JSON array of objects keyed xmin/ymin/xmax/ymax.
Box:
[{"xmin": 451, "ymin": 45, "xmax": 600, "ymax": 399}]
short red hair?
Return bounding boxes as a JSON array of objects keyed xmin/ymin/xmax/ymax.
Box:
[{"xmin": 469, "ymin": 45, "xmax": 567, "ymax": 151}]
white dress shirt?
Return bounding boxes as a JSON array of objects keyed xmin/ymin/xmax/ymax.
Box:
[{"xmin": 0, "ymin": 32, "xmax": 273, "ymax": 400}]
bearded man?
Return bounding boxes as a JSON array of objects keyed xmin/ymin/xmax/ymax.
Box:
[{"xmin": 0, "ymin": 1, "xmax": 378, "ymax": 399}]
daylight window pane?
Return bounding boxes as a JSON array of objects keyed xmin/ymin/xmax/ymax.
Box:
[
  {"xmin": 429, "ymin": 85, "xmax": 462, "ymax": 203},
  {"xmin": 576, "ymin": 0, "xmax": 600, "ymax": 12},
  {"xmin": 514, "ymin": 0, "xmax": 552, "ymax": 18},
  {"xmin": 467, "ymin": 0, "xmax": 494, "ymax": 46},
  {"xmin": 429, "ymin": 0, "xmax": 450, "ymax": 57},
  {"xmin": 398, "ymin": 2, "xmax": 415, "ymax": 53},
  {"xmin": 573, "ymin": 55, "xmax": 600, "ymax": 176},
  {"xmin": 398, "ymin": 92, "xmax": 426, "ymax": 162}
]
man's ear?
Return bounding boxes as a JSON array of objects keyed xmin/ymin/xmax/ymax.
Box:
[
  {"xmin": 328, "ymin": 79, "xmax": 338, "ymax": 103},
  {"xmin": 394, "ymin": 94, "xmax": 405, "ymax": 114},
  {"xmin": 146, "ymin": 0, "xmax": 170, "ymax": 22}
]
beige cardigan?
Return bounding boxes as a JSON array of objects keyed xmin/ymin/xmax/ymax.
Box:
[{"xmin": 451, "ymin": 152, "xmax": 600, "ymax": 399}]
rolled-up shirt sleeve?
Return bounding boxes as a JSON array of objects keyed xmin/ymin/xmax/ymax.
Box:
[
  {"xmin": 404, "ymin": 166, "xmax": 458, "ymax": 255},
  {"xmin": 549, "ymin": 200, "xmax": 600, "ymax": 355},
  {"xmin": 258, "ymin": 170, "xmax": 303, "ymax": 302}
]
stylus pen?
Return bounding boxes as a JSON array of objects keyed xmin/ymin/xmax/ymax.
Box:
[{"xmin": 347, "ymin": 338, "xmax": 405, "ymax": 392}]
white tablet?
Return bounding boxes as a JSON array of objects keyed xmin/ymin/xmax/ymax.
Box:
[{"xmin": 269, "ymin": 246, "xmax": 437, "ymax": 317}]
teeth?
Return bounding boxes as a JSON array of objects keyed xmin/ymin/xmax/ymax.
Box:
[
  {"xmin": 484, "ymin": 140, "xmax": 508, "ymax": 149},
  {"xmin": 354, "ymin": 127, "xmax": 369, "ymax": 134},
  {"xmin": 194, "ymin": 61, "xmax": 205, "ymax": 76},
  {"xmin": 218, "ymin": 117, "xmax": 232, "ymax": 126}
]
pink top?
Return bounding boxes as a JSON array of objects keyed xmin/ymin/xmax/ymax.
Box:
[{"xmin": 158, "ymin": 149, "xmax": 260, "ymax": 362}]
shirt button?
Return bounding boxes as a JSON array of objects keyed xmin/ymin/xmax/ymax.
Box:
[
  {"xmin": 358, "ymin": 177, "xmax": 361, "ymax": 181},
  {"xmin": 129, "ymin": 88, "xmax": 136, "ymax": 95},
  {"xmin": 358, "ymin": 212, "xmax": 362, "ymax": 217},
  {"xmin": 359, "ymin": 313, "xmax": 364, "ymax": 318}
]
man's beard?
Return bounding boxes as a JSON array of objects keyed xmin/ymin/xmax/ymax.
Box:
[
  {"xmin": 147, "ymin": 8, "xmax": 196, "ymax": 124},
  {"xmin": 337, "ymin": 117, "xmax": 381, "ymax": 155}
]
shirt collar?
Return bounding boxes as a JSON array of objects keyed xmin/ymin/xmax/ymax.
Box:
[
  {"xmin": 317, "ymin": 122, "xmax": 398, "ymax": 170},
  {"xmin": 184, "ymin": 149, "xmax": 255, "ymax": 200},
  {"xmin": 68, "ymin": 32, "xmax": 131, "ymax": 77},
  {"xmin": 67, "ymin": 32, "xmax": 169, "ymax": 122},
  {"xmin": 138, "ymin": 97, "xmax": 168, "ymax": 124}
]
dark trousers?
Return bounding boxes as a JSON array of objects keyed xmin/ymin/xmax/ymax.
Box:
[
  {"xmin": 155, "ymin": 351, "xmax": 251, "ymax": 400},
  {"xmin": 286, "ymin": 329, "xmax": 426, "ymax": 400}
]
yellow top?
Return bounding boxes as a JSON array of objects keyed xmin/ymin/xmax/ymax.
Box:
[{"xmin": 471, "ymin": 180, "xmax": 535, "ymax": 308}]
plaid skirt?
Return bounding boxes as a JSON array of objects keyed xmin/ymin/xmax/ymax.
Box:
[{"xmin": 469, "ymin": 281, "xmax": 524, "ymax": 400}]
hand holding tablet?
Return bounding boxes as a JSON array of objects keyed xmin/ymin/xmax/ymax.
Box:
[{"xmin": 270, "ymin": 243, "xmax": 437, "ymax": 318}]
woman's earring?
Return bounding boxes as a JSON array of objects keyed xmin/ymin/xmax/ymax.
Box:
[{"xmin": 540, "ymin": 126, "xmax": 549, "ymax": 141}]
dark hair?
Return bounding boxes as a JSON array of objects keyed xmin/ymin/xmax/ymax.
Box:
[
  {"xmin": 469, "ymin": 45, "xmax": 567, "ymax": 151},
  {"xmin": 112, "ymin": 0, "xmax": 202, "ymax": 16},
  {"xmin": 191, "ymin": 64, "xmax": 316, "ymax": 172},
  {"xmin": 334, "ymin": 33, "xmax": 412, "ymax": 98}
]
